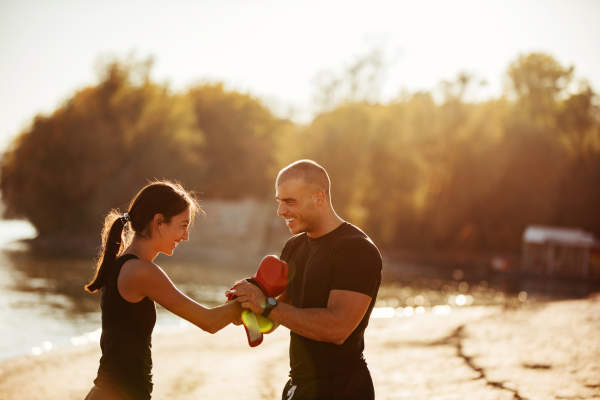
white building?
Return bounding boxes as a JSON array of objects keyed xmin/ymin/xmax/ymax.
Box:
[{"xmin": 521, "ymin": 225, "xmax": 599, "ymax": 278}]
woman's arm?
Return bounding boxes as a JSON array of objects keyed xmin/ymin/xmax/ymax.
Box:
[{"xmin": 118, "ymin": 259, "xmax": 241, "ymax": 334}]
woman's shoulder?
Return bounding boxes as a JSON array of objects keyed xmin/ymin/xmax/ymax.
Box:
[
  {"xmin": 119, "ymin": 255, "xmax": 158, "ymax": 276},
  {"xmin": 117, "ymin": 256, "xmax": 162, "ymax": 302}
]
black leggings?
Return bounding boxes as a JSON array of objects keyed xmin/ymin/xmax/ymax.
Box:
[{"xmin": 281, "ymin": 367, "xmax": 375, "ymax": 400}]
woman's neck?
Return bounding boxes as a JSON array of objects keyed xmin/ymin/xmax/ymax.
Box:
[{"xmin": 124, "ymin": 236, "xmax": 159, "ymax": 262}]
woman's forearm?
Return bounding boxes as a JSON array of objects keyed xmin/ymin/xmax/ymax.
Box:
[{"xmin": 203, "ymin": 301, "xmax": 242, "ymax": 333}]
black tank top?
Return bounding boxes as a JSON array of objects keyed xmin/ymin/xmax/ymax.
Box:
[{"xmin": 94, "ymin": 254, "xmax": 156, "ymax": 400}]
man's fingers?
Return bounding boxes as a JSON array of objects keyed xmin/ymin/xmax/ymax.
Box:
[
  {"xmin": 226, "ymin": 278, "xmax": 250, "ymax": 293},
  {"xmin": 236, "ymin": 294, "xmax": 248, "ymax": 303},
  {"xmin": 242, "ymin": 304, "xmax": 263, "ymax": 314},
  {"xmin": 236, "ymin": 282, "xmax": 264, "ymax": 300},
  {"xmin": 234, "ymin": 285, "xmax": 254, "ymax": 297},
  {"xmin": 241, "ymin": 301, "xmax": 257, "ymax": 311}
]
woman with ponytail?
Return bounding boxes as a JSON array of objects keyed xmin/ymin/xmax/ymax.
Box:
[{"xmin": 84, "ymin": 181, "xmax": 240, "ymax": 400}]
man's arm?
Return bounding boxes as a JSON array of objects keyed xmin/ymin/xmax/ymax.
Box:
[{"xmin": 234, "ymin": 283, "xmax": 371, "ymax": 345}]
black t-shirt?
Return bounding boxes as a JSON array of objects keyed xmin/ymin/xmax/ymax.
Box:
[{"xmin": 280, "ymin": 222, "xmax": 382, "ymax": 382}]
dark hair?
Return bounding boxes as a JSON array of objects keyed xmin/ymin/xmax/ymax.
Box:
[{"xmin": 85, "ymin": 180, "xmax": 201, "ymax": 293}]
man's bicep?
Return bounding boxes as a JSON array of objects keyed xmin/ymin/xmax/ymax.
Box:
[{"xmin": 327, "ymin": 290, "xmax": 372, "ymax": 333}]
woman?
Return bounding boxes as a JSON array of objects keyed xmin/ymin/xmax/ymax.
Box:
[{"xmin": 84, "ymin": 181, "xmax": 241, "ymax": 400}]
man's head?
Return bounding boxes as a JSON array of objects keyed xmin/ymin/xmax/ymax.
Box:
[{"xmin": 275, "ymin": 160, "xmax": 332, "ymax": 235}]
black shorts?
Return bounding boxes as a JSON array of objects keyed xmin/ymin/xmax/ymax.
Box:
[
  {"xmin": 84, "ymin": 385, "xmax": 137, "ymax": 400},
  {"xmin": 84, "ymin": 385, "xmax": 127, "ymax": 400},
  {"xmin": 281, "ymin": 367, "xmax": 374, "ymax": 400}
]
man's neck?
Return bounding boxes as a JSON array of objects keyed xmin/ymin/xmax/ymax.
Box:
[{"xmin": 306, "ymin": 212, "xmax": 344, "ymax": 239}]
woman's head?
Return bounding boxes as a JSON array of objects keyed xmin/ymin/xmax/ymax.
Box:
[
  {"xmin": 127, "ymin": 181, "xmax": 198, "ymax": 238},
  {"xmin": 85, "ymin": 180, "xmax": 201, "ymax": 293}
]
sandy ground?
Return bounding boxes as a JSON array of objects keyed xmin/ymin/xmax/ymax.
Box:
[{"xmin": 1, "ymin": 295, "xmax": 599, "ymax": 400}]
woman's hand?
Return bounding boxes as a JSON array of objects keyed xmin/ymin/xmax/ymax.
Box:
[{"xmin": 225, "ymin": 296, "xmax": 243, "ymax": 325}]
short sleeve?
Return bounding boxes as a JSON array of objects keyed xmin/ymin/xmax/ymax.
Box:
[{"xmin": 330, "ymin": 238, "xmax": 382, "ymax": 297}]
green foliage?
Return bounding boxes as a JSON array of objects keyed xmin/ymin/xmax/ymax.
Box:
[
  {"xmin": 2, "ymin": 58, "xmax": 199, "ymax": 236},
  {"xmin": 1, "ymin": 59, "xmax": 282, "ymax": 243},
  {"xmin": 278, "ymin": 53, "xmax": 600, "ymax": 251},
  {"xmin": 2, "ymin": 52, "xmax": 599, "ymax": 254},
  {"xmin": 186, "ymin": 84, "xmax": 282, "ymax": 198}
]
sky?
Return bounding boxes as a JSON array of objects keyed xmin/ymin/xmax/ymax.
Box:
[{"xmin": 1, "ymin": 0, "xmax": 599, "ymax": 151}]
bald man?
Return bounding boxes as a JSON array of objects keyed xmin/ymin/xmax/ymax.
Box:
[{"xmin": 234, "ymin": 159, "xmax": 382, "ymax": 400}]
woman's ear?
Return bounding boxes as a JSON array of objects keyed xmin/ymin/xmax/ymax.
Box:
[{"xmin": 153, "ymin": 213, "xmax": 165, "ymax": 235}]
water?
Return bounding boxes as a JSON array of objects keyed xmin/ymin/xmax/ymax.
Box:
[
  {"xmin": 0, "ymin": 220, "xmax": 246, "ymax": 361},
  {"xmin": 0, "ymin": 219, "xmax": 593, "ymax": 363}
]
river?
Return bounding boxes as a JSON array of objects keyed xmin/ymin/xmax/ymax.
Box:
[{"xmin": 0, "ymin": 218, "xmax": 593, "ymax": 363}]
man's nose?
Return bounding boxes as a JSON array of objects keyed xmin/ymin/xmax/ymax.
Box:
[{"xmin": 277, "ymin": 203, "xmax": 286, "ymax": 216}]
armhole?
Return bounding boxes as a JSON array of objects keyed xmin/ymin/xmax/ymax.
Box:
[{"xmin": 115, "ymin": 254, "xmax": 146, "ymax": 304}]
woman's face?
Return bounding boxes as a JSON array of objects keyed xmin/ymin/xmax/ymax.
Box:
[{"xmin": 156, "ymin": 207, "xmax": 191, "ymax": 255}]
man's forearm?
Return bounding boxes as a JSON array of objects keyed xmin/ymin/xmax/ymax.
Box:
[{"xmin": 269, "ymin": 302, "xmax": 348, "ymax": 345}]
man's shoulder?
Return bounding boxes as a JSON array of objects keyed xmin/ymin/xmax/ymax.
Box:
[
  {"xmin": 333, "ymin": 223, "xmax": 381, "ymax": 259},
  {"xmin": 336, "ymin": 223, "xmax": 378, "ymax": 247},
  {"xmin": 284, "ymin": 232, "xmax": 306, "ymax": 246},
  {"xmin": 281, "ymin": 232, "xmax": 307, "ymax": 258}
]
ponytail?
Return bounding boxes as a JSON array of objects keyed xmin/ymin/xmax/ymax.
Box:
[{"xmin": 85, "ymin": 210, "xmax": 129, "ymax": 293}]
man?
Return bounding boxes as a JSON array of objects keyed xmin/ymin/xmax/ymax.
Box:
[{"xmin": 234, "ymin": 159, "xmax": 382, "ymax": 400}]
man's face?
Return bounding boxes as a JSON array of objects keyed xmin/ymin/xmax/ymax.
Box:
[{"xmin": 276, "ymin": 178, "xmax": 320, "ymax": 235}]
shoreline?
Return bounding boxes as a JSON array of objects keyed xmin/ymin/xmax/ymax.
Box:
[{"xmin": 2, "ymin": 296, "xmax": 599, "ymax": 399}]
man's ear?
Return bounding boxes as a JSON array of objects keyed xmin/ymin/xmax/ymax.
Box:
[{"xmin": 312, "ymin": 189, "xmax": 326, "ymax": 205}]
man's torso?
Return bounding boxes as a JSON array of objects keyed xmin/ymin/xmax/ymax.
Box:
[{"xmin": 281, "ymin": 222, "xmax": 382, "ymax": 382}]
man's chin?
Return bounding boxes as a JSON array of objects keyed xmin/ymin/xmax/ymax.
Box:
[{"xmin": 288, "ymin": 225, "xmax": 306, "ymax": 235}]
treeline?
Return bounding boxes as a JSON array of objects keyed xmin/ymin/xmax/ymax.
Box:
[{"xmin": 2, "ymin": 53, "xmax": 599, "ymax": 253}]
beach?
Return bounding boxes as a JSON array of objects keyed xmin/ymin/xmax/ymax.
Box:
[{"xmin": 1, "ymin": 295, "xmax": 599, "ymax": 400}]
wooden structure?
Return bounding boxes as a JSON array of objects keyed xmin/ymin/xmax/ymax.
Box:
[{"xmin": 521, "ymin": 225, "xmax": 600, "ymax": 279}]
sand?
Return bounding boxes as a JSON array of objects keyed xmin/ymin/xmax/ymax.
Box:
[{"xmin": 1, "ymin": 295, "xmax": 599, "ymax": 400}]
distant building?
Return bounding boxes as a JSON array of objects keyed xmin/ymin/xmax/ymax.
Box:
[{"xmin": 521, "ymin": 225, "xmax": 600, "ymax": 279}]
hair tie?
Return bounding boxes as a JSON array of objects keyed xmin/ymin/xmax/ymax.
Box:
[{"xmin": 121, "ymin": 212, "xmax": 131, "ymax": 224}]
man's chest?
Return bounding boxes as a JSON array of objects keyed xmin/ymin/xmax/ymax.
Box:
[{"xmin": 287, "ymin": 243, "xmax": 336, "ymax": 308}]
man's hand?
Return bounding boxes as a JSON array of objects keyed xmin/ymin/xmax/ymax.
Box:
[{"xmin": 232, "ymin": 280, "xmax": 266, "ymax": 315}]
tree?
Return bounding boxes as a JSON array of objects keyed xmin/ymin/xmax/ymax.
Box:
[
  {"xmin": 506, "ymin": 52, "xmax": 574, "ymax": 124},
  {"xmin": 1, "ymin": 58, "xmax": 200, "ymax": 242},
  {"xmin": 186, "ymin": 84, "xmax": 284, "ymax": 198}
]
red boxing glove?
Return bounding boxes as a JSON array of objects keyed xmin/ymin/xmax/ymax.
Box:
[
  {"xmin": 226, "ymin": 255, "xmax": 289, "ymax": 300},
  {"xmin": 248, "ymin": 255, "xmax": 289, "ymax": 297},
  {"xmin": 226, "ymin": 255, "xmax": 289, "ymax": 347}
]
